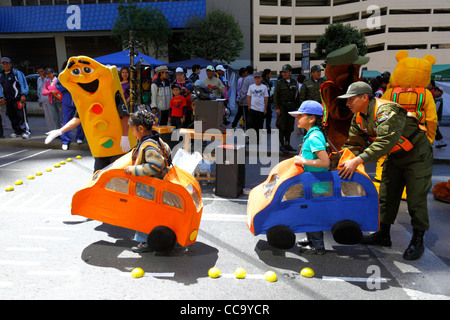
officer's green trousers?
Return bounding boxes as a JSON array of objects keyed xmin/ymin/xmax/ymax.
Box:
[{"xmin": 379, "ymin": 134, "xmax": 433, "ymax": 231}]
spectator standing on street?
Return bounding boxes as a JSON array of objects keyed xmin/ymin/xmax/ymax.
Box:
[
  {"xmin": 0, "ymin": 57, "xmax": 30, "ymax": 139},
  {"xmin": 119, "ymin": 66, "xmax": 131, "ymax": 106},
  {"xmin": 299, "ymin": 65, "xmax": 325, "ymax": 105},
  {"xmin": 189, "ymin": 64, "xmax": 201, "ymax": 83},
  {"xmin": 274, "ymin": 64, "xmax": 300, "ymax": 153},
  {"xmin": 42, "ymin": 67, "xmax": 63, "ymax": 130},
  {"xmin": 172, "ymin": 67, "xmax": 192, "ymax": 95},
  {"xmin": 169, "ymin": 84, "xmax": 187, "ymax": 129},
  {"xmin": 433, "ymin": 86, "xmax": 447, "ymax": 148},
  {"xmin": 151, "ymin": 65, "xmax": 172, "ymax": 125},
  {"xmin": 238, "ymin": 65, "xmax": 256, "ymax": 130},
  {"xmin": 247, "ymin": 72, "xmax": 268, "ymax": 143},
  {"xmin": 202, "ymin": 65, "xmax": 225, "ymax": 99},
  {"xmin": 36, "ymin": 66, "xmax": 56, "ymax": 132},
  {"xmin": 261, "ymin": 69, "xmax": 273, "ymax": 132},
  {"xmin": 231, "ymin": 67, "xmax": 249, "ymax": 129}
]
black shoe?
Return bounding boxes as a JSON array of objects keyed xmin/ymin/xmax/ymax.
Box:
[
  {"xmin": 280, "ymin": 145, "xmax": 288, "ymax": 154},
  {"xmin": 299, "ymin": 245, "xmax": 326, "ymax": 255},
  {"xmin": 403, "ymin": 230, "xmax": 425, "ymax": 260},
  {"xmin": 361, "ymin": 223, "xmax": 392, "ymax": 247}
]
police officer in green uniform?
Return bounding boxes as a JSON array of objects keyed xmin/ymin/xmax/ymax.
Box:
[
  {"xmin": 338, "ymin": 82, "xmax": 433, "ymax": 261},
  {"xmin": 299, "ymin": 65, "xmax": 325, "ymax": 105},
  {"xmin": 274, "ymin": 64, "xmax": 301, "ymax": 153}
]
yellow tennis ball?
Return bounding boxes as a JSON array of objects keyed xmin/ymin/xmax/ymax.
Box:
[
  {"xmin": 15, "ymin": 180, "xmax": 23, "ymax": 185},
  {"xmin": 67, "ymin": 158, "xmax": 73, "ymax": 162},
  {"xmin": 27, "ymin": 175, "xmax": 35, "ymax": 180},
  {"xmin": 208, "ymin": 267, "xmax": 221, "ymax": 278},
  {"xmin": 5, "ymin": 186, "xmax": 14, "ymax": 192},
  {"xmin": 35, "ymin": 171, "xmax": 43, "ymax": 176},
  {"xmin": 60, "ymin": 161, "xmax": 66, "ymax": 165},
  {"xmin": 45, "ymin": 168, "xmax": 52, "ymax": 172},
  {"xmin": 265, "ymin": 271, "xmax": 278, "ymax": 282},
  {"xmin": 300, "ymin": 267, "xmax": 315, "ymax": 278},
  {"xmin": 234, "ymin": 267, "xmax": 246, "ymax": 279},
  {"xmin": 131, "ymin": 268, "xmax": 145, "ymax": 278},
  {"xmin": 76, "ymin": 155, "xmax": 82, "ymax": 159},
  {"xmin": 54, "ymin": 163, "xmax": 60, "ymax": 168}
]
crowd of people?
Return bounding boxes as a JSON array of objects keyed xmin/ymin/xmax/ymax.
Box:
[{"xmin": 0, "ymin": 56, "xmax": 85, "ymax": 150}]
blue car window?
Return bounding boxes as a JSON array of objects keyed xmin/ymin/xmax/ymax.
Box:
[
  {"xmin": 282, "ymin": 183, "xmax": 304, "ymax": 202},
  {"xmin": 105, "ymin": 178, "xmax": 129, "ymax": 194},
  {"xmin": 136, "ymin": 182, "xmax": 156, "ymax": 201},
  {"xmin": 311, "ymin": 181, "xmax": 333, "ymax": 197},
  {"xmin": 340, "ymin": 181, "xmax": 366, "ymax": 197}
]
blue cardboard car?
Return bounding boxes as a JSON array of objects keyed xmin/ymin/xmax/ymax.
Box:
[{"xmin": 247, "ymin": 150, "xmax": 380, "ymax": 249}]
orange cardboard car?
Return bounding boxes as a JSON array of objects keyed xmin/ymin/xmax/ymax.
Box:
[{"xmin": 71, "ymin": 152, "xmax": 203, "ymax": 249}]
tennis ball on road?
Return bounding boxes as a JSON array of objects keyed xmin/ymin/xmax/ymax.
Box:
[
  {"xmin": 54, "ymin": 163, "xmax": 60, "ymax": 168},
  {"xmin": 5, "ymin": 186, "xmax": 14, "ymax": 192},
  {"xmin": 76, "ymin": 155, "xmax": 82, "ymax": 159},
  {"xmin": 45, "ymin": 168, "xmax": 52, "ymax": 172},
  {"xmin": 15, "ymin": 180, "xmax": 23, "ymax": 185},
  {"xmin": 300, "ymin": 267, "xmax": 315, "ymax": 278},
  {"xmin": 131, "ymin": 268, "xmax": 145, "ymax": 278},
  {"xmin": 35, "ymin": 171, "xmax": 43, "ymax": 176},
  {"xmin": 67, "ymin": 158, "xmax": 73, "ymax": 162},
  {"xmin": 27, "ymin": 175, "xmax": 35, "ymax": 180},
  {"xmin": 60, "ymin": 161, "xmax": 66, "ymax": 165},
  {"xmin": 234, "ymin": 267, "xmax": 246, "ymax": 279},
  {"xmin": 265, "ymin": 271, "xmax": 277, "ymax": 282},
  {"xmin": 208, "ymin": 267, "xmax": 221, "ymax": 278}
]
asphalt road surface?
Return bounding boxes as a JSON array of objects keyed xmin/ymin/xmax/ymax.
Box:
[{"xmin": 0, "ymin": 146, "xmax": 449, "ymax": 303}]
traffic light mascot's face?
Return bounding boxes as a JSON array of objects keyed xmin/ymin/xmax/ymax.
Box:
[{"xmin": 59, "ymin": 56, "xmax": 130, "ymax": 158}]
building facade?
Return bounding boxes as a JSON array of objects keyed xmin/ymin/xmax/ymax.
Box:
[
  {"xmin": 0, "ymin": 0, "xmax": 206, "ymax": 74},
  {"xmin": 253, "ymin": 0, "xmax": 450, "ymax": 75}
]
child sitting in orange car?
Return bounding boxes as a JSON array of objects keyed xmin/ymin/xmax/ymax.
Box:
[
  {"xmin": 289, "ymin": 100, "xmax": 330, "ymax": 255},
  {"xmin": 124, "ymin": 110, "xmax": 172, "ymax": 252}
]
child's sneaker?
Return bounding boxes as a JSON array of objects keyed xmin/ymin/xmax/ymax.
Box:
[
  {"xmin": 298, "ymin": 245, "xmax": 326, "ymax": 255},
  {"xmin": 131, "ymin": 242, "xmax": 153, "ymax": 253}
]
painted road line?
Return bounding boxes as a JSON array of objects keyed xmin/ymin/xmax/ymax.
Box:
[
  {"xmin": 20, "ymin": 235, "xmax": 70, "ymax": 241},
  {"xmin": 0, "ymin": 282, "xmax": 13, "ymax": 288},
  {"xmin": 0, "ymin": 149, "xmax": 52, "ymax": 168},
  {"xmin": 5, "ymin": 247, "xmax": 48, "ymax": 252},
  {"xmin": 0, "ymin": 149, "xmax": 28, "ymax": 159},
  {"xmin": 322, "ymin": 276, "xmax": 388, "ymax": 283},
  {"xmin": 202, "ymin": 197, "xmax": 248, "ymax": 203},
  {"xmin": 33, "ymin": 226, "xmax": 80, "ymax": 231},
  {"xmin": 201, "ymin": 213, "xmax": 246, "ymax": 222},
  {"xmin": 26, "ymin": 270, "xmax": 79, "ymax": 276},
  {"xmin": 121, "ymin": 272, "xmax": 175, "ymax": 278},
  {"xmin": 0, "ymin": 260, "xmax": 40, "ymax": 267}
]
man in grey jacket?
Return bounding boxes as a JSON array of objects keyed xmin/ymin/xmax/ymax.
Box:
[{"xmin": 151, "ymin": 65, "xmax": 172, "ymax": 125}]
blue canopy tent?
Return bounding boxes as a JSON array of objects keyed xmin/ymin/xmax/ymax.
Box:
[
  {"xmin": 166, "ymin": 58, "xmax": 218, "ymax": 69},
  {"xmin": 94, "ymin": 51, "xmax": 165, "ymax": 68}
]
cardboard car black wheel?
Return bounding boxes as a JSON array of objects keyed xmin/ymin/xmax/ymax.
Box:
[
  {"xmin": 147, "ymin": 226, "xmax": 177, "ymax": 252},
  {"xmin": 266, "ymin": 225, "xmax": 296, "ymax": 249},
  {"xmin": 332, "ymin": 220, "xmax": 362, "ymax": 245}
]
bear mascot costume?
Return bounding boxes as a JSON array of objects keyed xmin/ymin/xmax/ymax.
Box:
[
  {"xmin": 373, "ymin": 51, "xmax": 438, "ymax": 193},
  {"xmin": 321, "ymin": 44, "xmax": 370, "ymax": 153}
]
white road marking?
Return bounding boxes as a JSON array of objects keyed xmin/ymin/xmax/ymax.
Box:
[
  {"xmin": 0, "ymin": 149, "xmax": 52, "ymax": 168},
  {"xmin": 5, "ymin": 247, "xmax": 47, "ymax": 252},
  {"xmin": 20, "ymin": 235, "xmax": 70, "ymax": 241},
  {"xmin": 0, "ymin": 260, "xmax": 40, "ymax": 267},
  {"xmin": 0, "ymin": 149, "xmax": 28, "ymax": 159},
  {"xmin": 322, "ymin": 276, "xmax": 388, "ymax": 283}
]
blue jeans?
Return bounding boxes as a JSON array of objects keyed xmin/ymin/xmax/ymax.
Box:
[
  {"xmin": 306, "ymin": 231, "xmax": 324, "ymax": 250},
  {"xmin": 134, "ymin": 231, "xmax": 148, "ymax": 243},
  {"xmin": 61, "ymin": 103, "xmax": 84, "ymax": 144}
]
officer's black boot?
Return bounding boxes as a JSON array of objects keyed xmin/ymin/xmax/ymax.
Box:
[
  {"xmin": 361, "ymin": 223, "xmax": 392, "ymax": 247},
  {"xmin": 403, "ymin": 229, "xmax": 425, "ymax": 261}
]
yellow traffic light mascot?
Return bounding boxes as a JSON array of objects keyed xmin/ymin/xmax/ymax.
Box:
[{"xmin": 46, "ymin": 56, "xmax": 136, "ymax": 171}]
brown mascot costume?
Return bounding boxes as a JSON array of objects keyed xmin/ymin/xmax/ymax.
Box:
[{"xmin": 321, "ymin": 44, "xmax": 370, "ymax": 152}]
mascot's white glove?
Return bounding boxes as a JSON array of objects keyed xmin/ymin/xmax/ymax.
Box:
[
  {"xmin": 45, "ymin": 129, "xmax": 63, "ymax": 144},
  {"xmin": 120, "ymin": 136, "xmax": 131, "ymax": 153}
]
